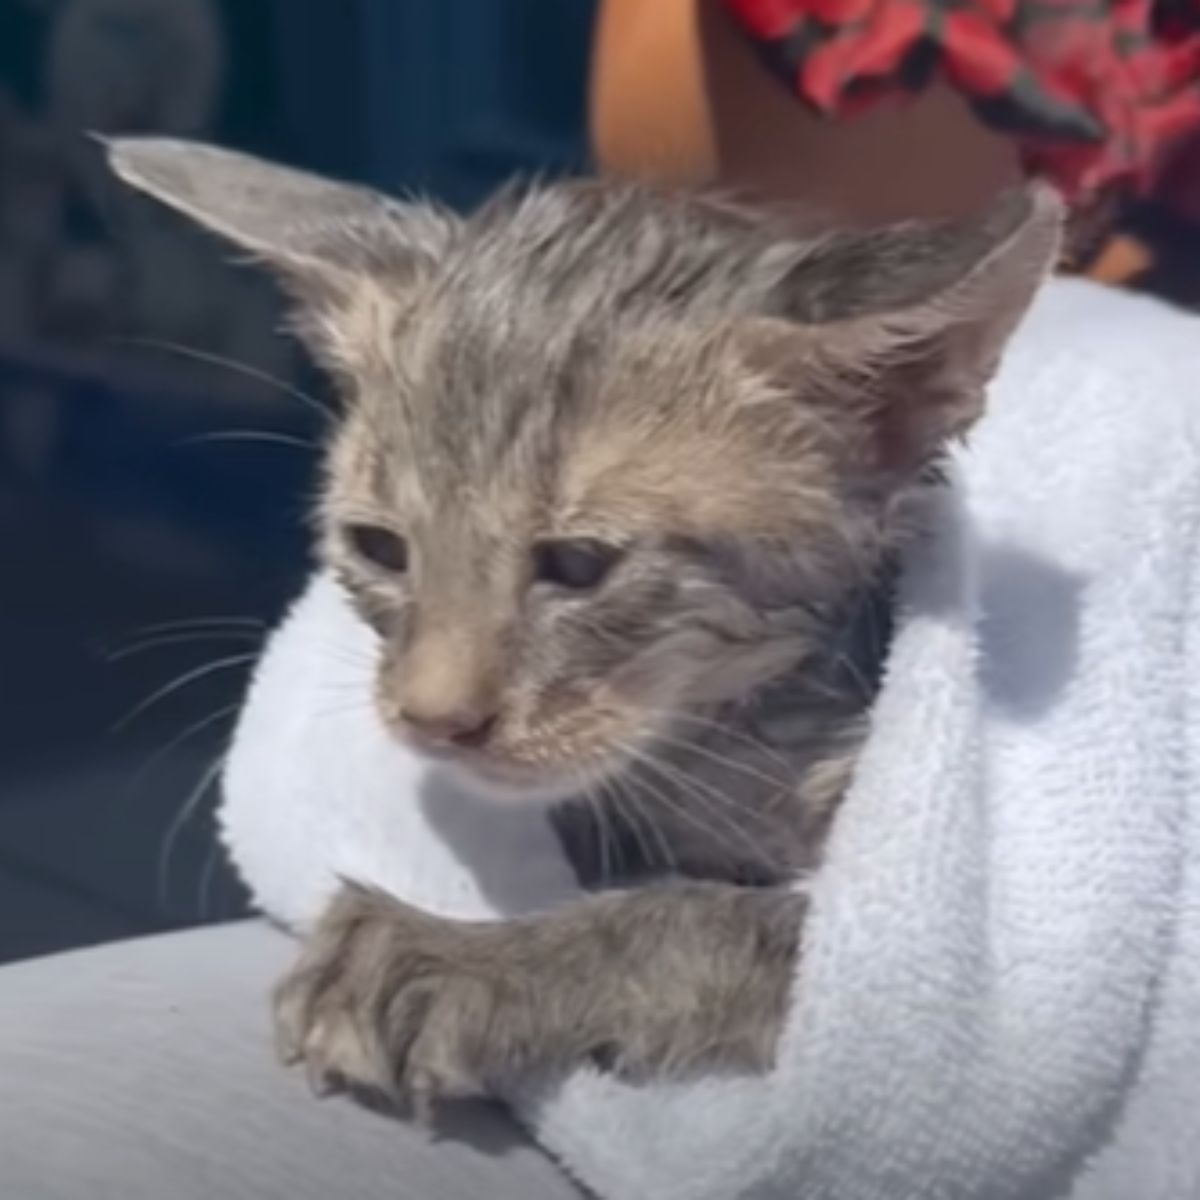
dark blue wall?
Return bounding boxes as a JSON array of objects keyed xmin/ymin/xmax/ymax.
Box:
[{"xmin": 0, "ymin": 0, "xmax": 596, "ymax": 963}]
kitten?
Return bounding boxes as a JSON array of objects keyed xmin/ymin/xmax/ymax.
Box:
[{"xmin": 109, "ymin": 139, "xmax": 1060, "ymax": 1112}]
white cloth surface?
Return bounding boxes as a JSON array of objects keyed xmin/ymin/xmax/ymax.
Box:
[
  {"xmin": 221, "ymin": 277, "xmax": 1200, "ymax": 1200},
  {"xmin": 0, "ymin": 922, "xmax": 581, "ymax": 1200}
]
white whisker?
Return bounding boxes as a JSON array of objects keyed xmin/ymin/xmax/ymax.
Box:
[
  {"xmin": 114, "ymin": 652, "xmax": 258, "ymax": 731},
  {"xmin": 197, "ymin": 839, "xmax": 222, "ymax": 921},
  {"xmin": 134, "ymin": 702, "xmax": 242, "ymax": 786},
  {"xmin": 106, "ymin": 615, "xmax": 265, "ymax": 650},
  {"xmin": 833, "ymin": 650, "xmax": 876, "ymax": 704},
  {"xmin": 646, "ymin": 707, "xmax": 795, "ymax": 776},
  {"xmin": 614, "ymin": 782, "xmax": 678, "ymax": 874},
  {"xmin": 580, "ymin": 783, "xmax": 615, "ymax": 886},
  {"xmin": 626, "ymin": 747, "xmax": 779, "ymax": 870},
  {"xmin": 177, "ymin": 429, "xmax": 318, "ymax": 451},
  {"xmin": 593, "ymin": 776, "xmax": 648, "ymax": 874},
  {"xmin": 646, "ymin": 727, "xmax": 793, "ymax": 794},
  {"xmin": 112, "ymin": 335, "xmax": 333, "ymax": 424},
  {"xmin": 621, "ymin": 754, "xmax": 740, "ymax": 864},
  {"xmin": 105, "ymin": 629, "xmax": 263, "ymax": 663},
  {"xmin": 157, "ymin": 754, "xmax": 225, "ymax": 914}
]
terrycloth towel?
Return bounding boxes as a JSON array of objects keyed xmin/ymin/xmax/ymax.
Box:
[{"xmin": 220, "ymin": 277, "xmax": 1200, "ymax": 1200}]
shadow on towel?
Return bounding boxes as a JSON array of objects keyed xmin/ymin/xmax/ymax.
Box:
[{"xmin": 978, "ymin": 542, "xmax": 1084, "ymax": 722}]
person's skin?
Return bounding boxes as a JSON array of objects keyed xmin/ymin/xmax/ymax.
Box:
[{"xmin": 590, "ymin": 0, "xmax": 1023, "ymax": 224}]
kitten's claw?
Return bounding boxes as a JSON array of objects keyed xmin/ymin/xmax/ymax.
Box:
[
  {"xmin": 408, "ymin": 1068, "xmax": 438, "ymax": 1129},
  {"xmin": 272, "ymin": 977, "xmax": 308, "ymax": 1067},
  {"xmin": 305, "ymin": 1056, "xmax": 337, "ymax": 1099},
  {"xmin": 270, "ymin": 884, "xmax": 537, "ymax": 1117},
  {"xmin": 274, "ymin": 1023, "xmax": 302, "ymax": 1068}
]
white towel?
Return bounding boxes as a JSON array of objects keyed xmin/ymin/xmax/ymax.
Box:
[{"xmin": 220, "ymin": 277, "xmax": 1200, "ymax": 1200}]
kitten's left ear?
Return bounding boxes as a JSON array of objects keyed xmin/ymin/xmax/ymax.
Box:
[
  {"xmin": 106, "ymin": 137, "xmax": 456, "ymax": 303},
  {"xmin": 760, "ymin": 182, "xmax": 1063, "ymax": 477}
]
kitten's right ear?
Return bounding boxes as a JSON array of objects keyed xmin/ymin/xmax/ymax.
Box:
[
  {"xmin": 106, "ymin": 137, "xmax": 455, "ymax": 302},
  {"xmin": 753, "ymin": 183, "xmax": 1062, "ymax": 480}
]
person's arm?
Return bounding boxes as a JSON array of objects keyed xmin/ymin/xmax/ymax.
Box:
[{"xmin": 589, "ymin": 0, "xmax": 1022, "ymax": 224}]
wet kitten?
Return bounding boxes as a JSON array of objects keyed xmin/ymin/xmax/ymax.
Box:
[{"xmin": 109, "ymin": 139, "xmax": 1060, "ymax": 1111}]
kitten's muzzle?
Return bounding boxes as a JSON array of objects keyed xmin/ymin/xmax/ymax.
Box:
[{"xmin": 398, "ymin": 705, "xmax": 499, "ymax": 752}]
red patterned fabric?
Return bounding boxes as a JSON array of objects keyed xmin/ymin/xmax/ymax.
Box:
[
  {"xmin": 723, "ymin": 0, "xmax": 1200, "ymax": 197},
  {"xmin": 1160, "ymin": 127, "xmax": 1200, "ymax": 220}
]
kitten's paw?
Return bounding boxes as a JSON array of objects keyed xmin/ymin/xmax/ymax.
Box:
[{"xmin": 271, "ymin": 884, "xmax": 521, "ymax": 1116}]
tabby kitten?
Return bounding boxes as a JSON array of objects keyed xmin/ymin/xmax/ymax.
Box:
[{"xmin": 109, "ymin": 139, "xmax": 1060, "ymax": 1112}]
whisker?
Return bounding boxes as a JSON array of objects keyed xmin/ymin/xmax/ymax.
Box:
[
  {"xmin": 646, "ymin": 728, "xmax": 793, "ymax": 794},
  {"xmin": 644, "ymin": 748, "xmax": 782, "ymax": 834},
  {"xmin": 176, "ymin": 430, "xmax": 319, "ymax": 451},
  {"xmin": 581, "ymin": 784, "xmax": 615, "ymax": 886},
  {"xmin": 157, "ymin": 754, "xmax": 225, "ymax": 914},
  {"xmin": 105, "ymin": 629, "xmax": 263, "ymax": 663},
  {"xmin": 111, "ymin": 335, "xmax": 332, "ymax": 424},
  {"xmin": 606, "ymin": 776, "xmax": 676, "ymax": 875},
  {"xmin": 104, "ymin": 615, "xmax": 266, "ymax": 653},
  {"xmin": 626, "ymin": 747, "xmax": 779, "ymax": 870},
  {"xmin": 595, "ymin": 776, "xmax": 647, "ymax": 875},
  {"xmin": 634, "ymin": 721, "xmax": 792, "ymax": 827},
  {"xmin": 133, "ymin": 702, "xmax": 242, "ymax": 787},
  {"xmin": 621, "ymin": 754, "xmax": 744, "ymax": 866},
  {"xmin": 647, "ymin": 708, "xmax": 795, "ymax": 776},
  {"xmin": 197, "ymin": 838, "xmax": 222, "ymax": 921},
  {"xmin": 113, "ymin": 652, "xmax": 259, "ymax": 732},
  {"xmin": 832, "ymin": 650, "xmax": 876, "ymax": 704}
]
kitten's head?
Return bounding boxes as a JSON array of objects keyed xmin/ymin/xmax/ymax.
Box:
[{"xmin": 110, "ymin": 140, "xmax": 1060, "ymax": 801}]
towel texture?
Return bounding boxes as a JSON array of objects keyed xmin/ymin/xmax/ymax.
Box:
[{"xmin": 220, "ymin": 278, "xmax": 1200, "ymax": 1200}]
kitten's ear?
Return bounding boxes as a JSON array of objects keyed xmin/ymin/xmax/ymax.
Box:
[
  {"xmin": 761, "ymin": 183, "xmax": 1063, "ymax": 477},
  {"xmin": 106, "ymin": 137, "xmax": 455, "ymax": 302}
]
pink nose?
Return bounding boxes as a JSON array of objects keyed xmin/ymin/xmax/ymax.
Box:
[{"xmin": 399, "ymin": 706, "xmax": 498, "ymax": 749}]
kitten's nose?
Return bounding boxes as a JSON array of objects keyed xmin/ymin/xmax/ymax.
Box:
[{"xmin": 400, "ymin": 705, "xmax": 498, "ymax": 749}]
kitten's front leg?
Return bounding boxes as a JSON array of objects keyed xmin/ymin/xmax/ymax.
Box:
[{"xmin": 274, "ymin": 880, "xmax": 804, "ymax": 1114}]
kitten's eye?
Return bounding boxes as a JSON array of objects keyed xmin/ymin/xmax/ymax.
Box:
[
  {"xmin": 534, "ymin": 539, "xmax": 623, "ymax": 591},
  {"xmin": 346, "ymin": 524, "xmax": 408, "ymax": 573}
]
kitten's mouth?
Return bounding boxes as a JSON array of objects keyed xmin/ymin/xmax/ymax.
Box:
[
  {"xmin": 401, "ymin": 733, "xmax": 624, "ymax": 805},
  {"xmin": 435, "ymin": 752, "xmax": 594, "ymax": 804}
]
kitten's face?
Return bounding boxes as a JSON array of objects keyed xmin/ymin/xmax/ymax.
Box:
[
  {"xmin": 106, "ymin": 141, "xmax": 1060, "ymax": 802},
  {"xmin": 322, "ymin": 308, "xmax": 858, "ymax": 799}
]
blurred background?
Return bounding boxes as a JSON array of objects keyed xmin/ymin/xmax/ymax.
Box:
[
  {"xmin": 3, "ymin": 0, "xmax": 1198, "ymax": 965},
  {"xmin": 0, "ymin": 0, "xmax": 595, "ymax": 963}
]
